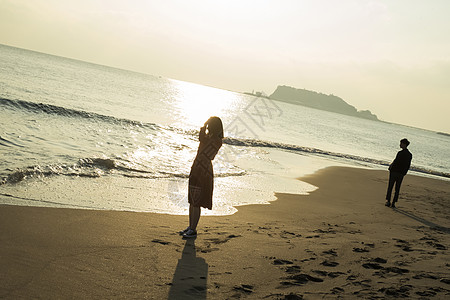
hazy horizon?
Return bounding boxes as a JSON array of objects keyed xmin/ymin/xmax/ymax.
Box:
[{"xmin": 1, "ymin": 0, "xmax": 449, "ymax": 133}]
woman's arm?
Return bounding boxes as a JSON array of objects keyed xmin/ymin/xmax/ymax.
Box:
[{"xmin": 199, "ymin": 126, "xmax": 206, "ymax": 142}]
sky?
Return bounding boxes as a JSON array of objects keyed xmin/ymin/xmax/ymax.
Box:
[{"xmin": 1, "ymin": 0, "xmax": 449, "ymax": 133}]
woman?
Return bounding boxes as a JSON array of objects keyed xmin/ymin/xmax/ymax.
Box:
[{"xmin": 180, "ymin": 116, "xmax": 223, "ymax": 238}]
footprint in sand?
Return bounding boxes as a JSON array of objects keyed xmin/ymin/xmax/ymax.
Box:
[
  {"xmin": 362, "ymin": 262, "xmax": 383, "ymax": 270},
  {"xmin": 285, "ymin": 265, "xmax": 301, "ymax": 273},
  {"xmin": 363, "ymin": 258, "xmax": 408, "ymax": 275},
  {"xmin": 416, "ymin": 289, "xmax": 438, "ymax": 297},
  {"xmin": 280, "ymin": 230, "xmax": 302, "ymax": 239},
  {"xmin": 281, "ymin": 274, "xmax": 324, "ymax": 286},
  {"xmin": 233, "ymin": 284, "xmax": 254, "ymax": 294},
  {"xmin": 313, "ymin": 270, "xmax": 345, "ymax": 278},
  {"xmin": 321, "ymin": 260, "xmax": 339, "ymax": 267},
  {"xmin": 353, "ymin": 247, "xmax": 369, "ymax": 253},
  {"xmin": 279, "ymin": 293, "xmax": 304, "ymax": 299},
  {"xmin": 205, "ymin": 234, "xmax": 241, "ymax": 245},
  {"xmin": 393, "ymin": 238, "xmax": 414, "ymax": 252},
  {"xmin": 379, "ymin": 285, "xmax": 412, "ymax": 298},
  {"xmin": 313, "ymin": 270, "xmax": 328, "ymax": 277},
  {"xmin": 314, "ymin": 228, "xmax": 337, "ymax": 234},
  {"xmin": 383, "ymin": 266, "xmax": 410, "ymax": 274},
  {"xmin": 199, "ymin": 247, "xmax": 219, "ymax": 253},
  {"xmin": 305, "ymin": 235, "xmax": 320, "ymax": 238},
  {"xmin": 412, "ymin": 273, "xmax": 438, "ymax": 280},
  {"xmin": 346, "ymin": 275, "xmax": 358, "ymax": 281},
  {"xmin": 362, "ymin": 242, "xmax": 375, "ymax": 248},
  {"xmin": 349, "ymin": 279, "xmax": 372, "ymax": 288},
  {"xmin": 199, "ymin": 234, "xmax": 241, "ymax": 253},
  {"xmin": 327, "ymin": 271, "xmax": 345, "ymax": 278},
  {"xmin": 300, "ymin": 257, "xmax": 317, "ymax": 262},
  {"xmin": 425, "ymin": 241, "xmax": 447, "ymax": 250},
  {"xmin": 151, "ymin": 239, "xmax": 170, "ymax": 245},
  {"xmin": 371, "ymin": 257, "xmax": 388, "ymax": 264},
  {"xmin": 273, "ymin": 259, "xmax": 294, "ymax": 265},
  {"xmin": 322, "ymin": 249, "xmax": 338, "ymax": 256},
  {"xmin": 331, "ymin": 287, "xmax": 344, "ymax": 294}
]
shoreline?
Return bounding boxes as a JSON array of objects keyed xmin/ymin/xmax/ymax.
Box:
[{"xmin": 1, "ymin": 166, "xmax": 449, "ymax": 299}]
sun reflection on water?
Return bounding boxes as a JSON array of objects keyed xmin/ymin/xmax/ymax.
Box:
[
  {"xmin": 170, "ymin": 79, "xmax": 240, "ymax": 127},
  {"xmin": 121, "ymin": 126, "xmax": 199, "ymax": 177}
]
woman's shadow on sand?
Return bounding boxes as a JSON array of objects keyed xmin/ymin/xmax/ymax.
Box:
[{"xmin": 168, "ymin": 238, "xmax": 208, "ymax": 300}]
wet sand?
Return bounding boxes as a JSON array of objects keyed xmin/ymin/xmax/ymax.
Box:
[{"xmin": 1, "ymin": 166, "xmax": 449, "ymax": 299}]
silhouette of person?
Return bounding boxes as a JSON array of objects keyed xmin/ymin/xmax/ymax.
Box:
[
  {"xmin": 179, "ymin": 117, "xmax": 223, "ymax": 238},
  {"xmin": 385, "ymin": 138, "xmax": 412, "ymax": 208}
]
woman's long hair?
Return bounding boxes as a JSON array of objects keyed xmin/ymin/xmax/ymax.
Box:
[{"xmin": 206, "ymin": 116, "xmax": 224, "ymax": 139}]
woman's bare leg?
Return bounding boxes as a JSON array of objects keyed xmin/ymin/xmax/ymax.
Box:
[{"xmin": 189, "ymin": 204, "xmax": 201, "ymax": 230}]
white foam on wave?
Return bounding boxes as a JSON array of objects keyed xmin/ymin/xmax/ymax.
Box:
[{"xmin": 0, "ymin": 148, "xmax": 341, "ymax": 215}]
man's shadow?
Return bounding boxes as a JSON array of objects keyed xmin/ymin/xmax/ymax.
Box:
[
  {"xmin": 168, "ymin": 238, "xmax": 208, "ymax": 299},
  {"xmin": 394, "ymin": 208, "xmax": 450, "ymax": 234}
]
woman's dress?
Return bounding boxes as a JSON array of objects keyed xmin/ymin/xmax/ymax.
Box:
[{"xmin": 188, "ymin": 128, "xmax": 222, "ymax": 209}]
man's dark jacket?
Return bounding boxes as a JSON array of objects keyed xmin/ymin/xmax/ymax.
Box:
[{"xmin": 390, "ymin": 149, "xmax": 412, "ymax": 175}]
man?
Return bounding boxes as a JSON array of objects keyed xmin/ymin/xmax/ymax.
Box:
[{"xmin": 385, "ymin": 138, "xmax": 413, "ymax": 208}]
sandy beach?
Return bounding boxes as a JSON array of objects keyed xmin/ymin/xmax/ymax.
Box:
[{"xmin": 1, "ymin": 166, "xmax": 449, "ymax": 299}]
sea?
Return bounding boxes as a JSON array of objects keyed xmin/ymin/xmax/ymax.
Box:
[{"xmin": 1, "ymin": 44, "xmax": 449, "ymax": 215}]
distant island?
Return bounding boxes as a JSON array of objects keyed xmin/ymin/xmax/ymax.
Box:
[{"xmin": 247, "ymin": 85, "xmax": 378, "ymax": 121}]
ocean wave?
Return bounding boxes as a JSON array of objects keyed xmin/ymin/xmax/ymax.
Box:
[
  {"xmin": 0, "ymin": 97, "xmax": 160, "ymax": 129},
  {"xmin": 0, "ymin": 157, "xmax": 154, "ymax": 185},
  {"xmin": 1, "ymin": 97, "xmax": 447, "ymax": 180},
  {"xmin": 0, "ymin": 164, "xmax": 102, "ymax": 185},
  {"xmin": 0, "ymin": 156, "xmax": 248, "ymax": 185},
  {"xmin": 0, "ymin": 97, "xmax": 200, "ymax": 143},
  {"xmin": 223, "ymin": 137, "xmax": 450, "ymax": 178}
]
